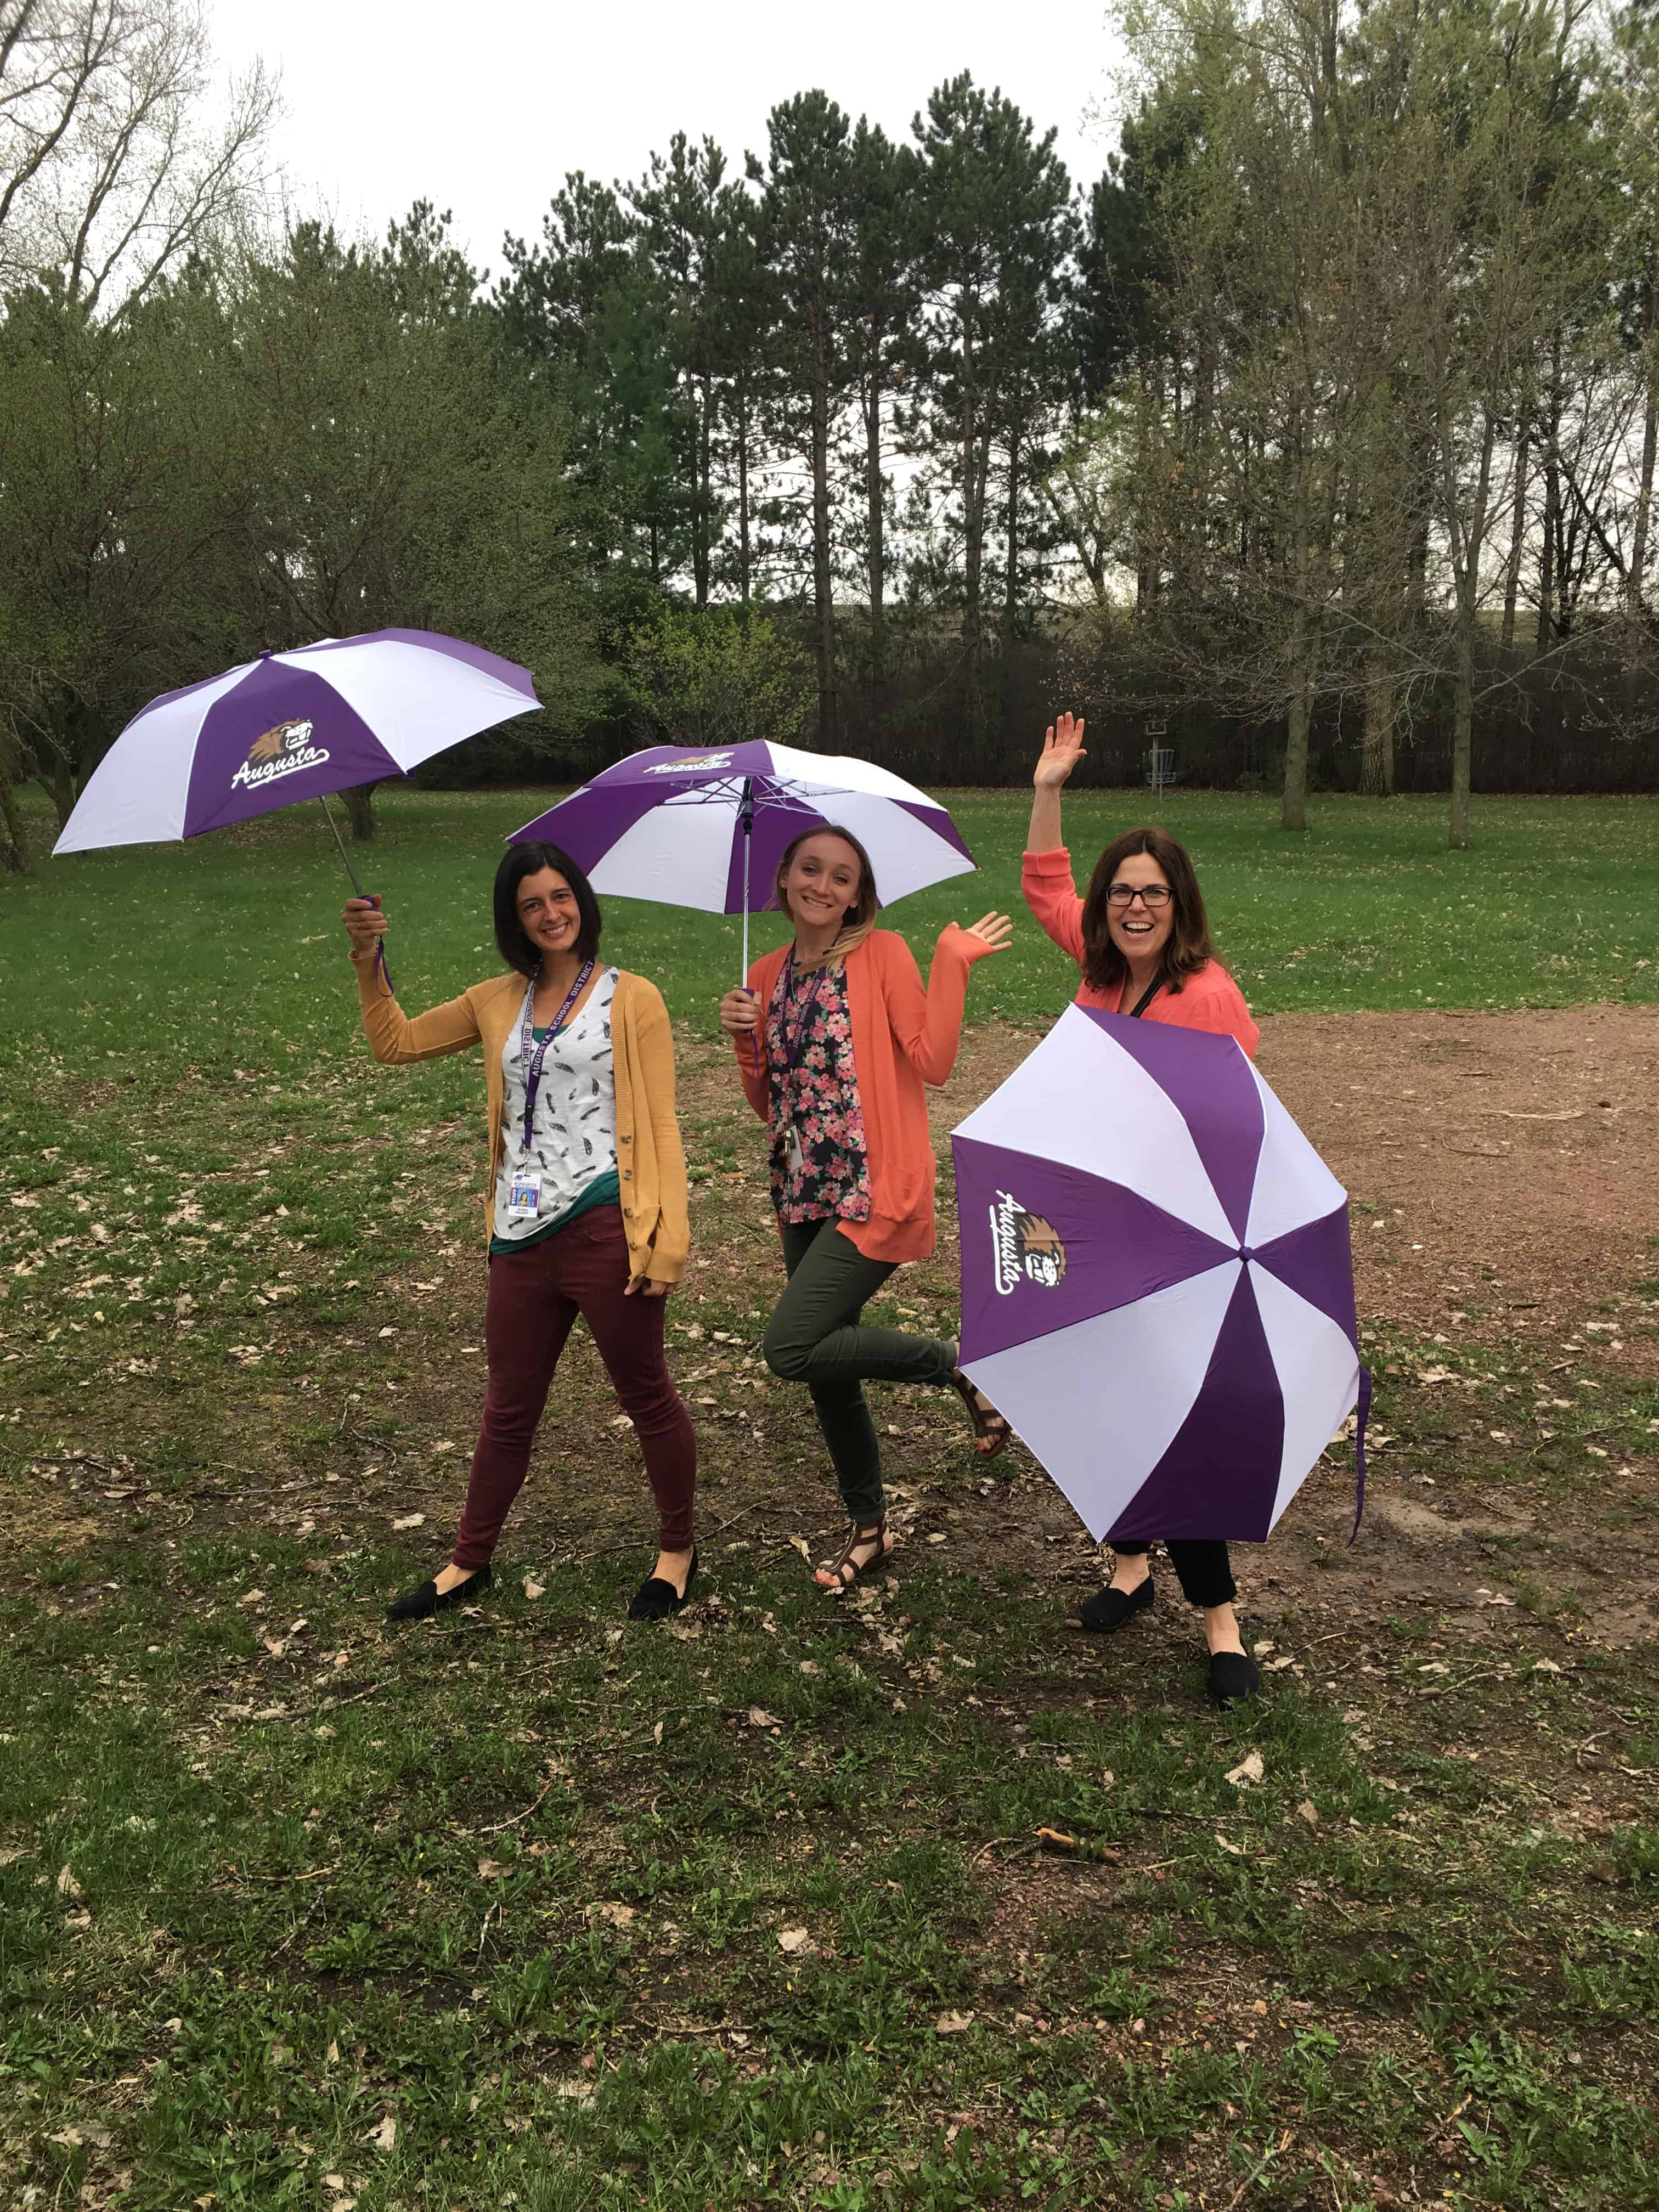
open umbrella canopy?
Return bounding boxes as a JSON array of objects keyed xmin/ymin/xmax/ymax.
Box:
[
  {"xmin": 951, "ymin": 1005, "xmax": 1364, "ymax": 1544},
  {"xmin": 54, "ymin": 629, "xmax": 539, "ymax": 855},
  {"xmin": 509, "ymin": 740, "xmax": 976, "ymax": 916}
]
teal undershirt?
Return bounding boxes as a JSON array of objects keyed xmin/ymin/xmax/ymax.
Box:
[{"xmin": 488, "ymin": 1019, "xmax": 621, "ymax": 1257}]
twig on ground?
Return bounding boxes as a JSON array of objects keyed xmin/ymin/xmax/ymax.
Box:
[
  {"xmin": 473, "ymin": 1775, "xmax": 560, "ymax": 1838},
  {"xmin": 1224, "ymin": 2129, "xmax": 1295, "ymax": 2210}
]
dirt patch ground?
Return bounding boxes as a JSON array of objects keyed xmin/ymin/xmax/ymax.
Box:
[{"xmin": 927, "ymin": 1001, "xmax": 1659, "ymax": 1350}]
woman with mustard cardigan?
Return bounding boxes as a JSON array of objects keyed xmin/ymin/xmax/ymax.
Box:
[
  {"xmin": 343, "ymin": 840, "xmax": 697, "ymax": 1623},
  {"xmin": 718, "ymin": 825, "xmax": 1012, "ymax": 1592}
]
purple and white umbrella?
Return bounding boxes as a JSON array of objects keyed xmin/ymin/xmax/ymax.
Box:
[
  {"xmin": 54, "ymin": 629, "xmax": 538, "ymax": 856},
  {"xmin": 509, "ymin": 740, "xmax": 975, "ymax": 977},
  {"xmin": 952, "ymin": 1005, "xmax": 1367, "ymax": 1544}
]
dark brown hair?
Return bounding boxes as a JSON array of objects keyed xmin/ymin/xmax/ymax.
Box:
[
  {"xmin": 494, "ymin": 840, "xmax": 602, "ymax": 977},
  {"xmin": 774, "ymin": 823, "xmax": 881, "ymax": 970},
  {"xmin": 1080, "ymin": 826, "xmax": 1217, "ymax": 998}
]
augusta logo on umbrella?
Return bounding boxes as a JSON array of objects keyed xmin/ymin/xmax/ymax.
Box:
[
  {"xmin": 232, "ymin": 718, "xmax": 330, "ymax": 792},
  {"xmin": 642, "ymin": 751, "xmax": 733, "ymax": 775},
  {"xmin": 990, "ymin": 1189, "xmax": 1067, "ymax": 1295}
]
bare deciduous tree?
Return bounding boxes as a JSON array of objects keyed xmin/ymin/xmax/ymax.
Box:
[{"xmin": 0, "ymin": 0, "xmax": 275, "ymax": 315}]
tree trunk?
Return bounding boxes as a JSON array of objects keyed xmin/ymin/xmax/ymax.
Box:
[
  {"xmin": 1359, "ymin": 647, "xmax": 1396, "ymax": 795},
  {"xmin": 961, "ymin": 376, "xmax": 983, "ymax": 700},
  {"xmin": 0, "ymin": 763, "xmax": 32, "ymax": 874},
  {"xmin": 1281, "ymin": 443, "xmax": 1313, "ymax": 832},
  {"xmin": 736, "ymin": 379, "xmax": 752, "ymax": 612},
  {"xmin": 1536, "ymin": 449, "xmax": 1557, "ymax": 652},
  {"xmin": 1631, "ymin": 295, "xmax": 1657, "ymax": 617},
  {"xmin": 863, "ymin": 366, "xmax": 885, "ymax": 681},
  {"xmin": 693, "ymin": 375, "xmax": 712, "ymax": 611},
  {"xmin": 1450, "ymin": 609, "xmax": 1474, "ymax": 850},
  {"xmin": 33, "ymin": 753, "xmax": 77, "ymax": 835},
  {"xmin": 343, "ymin": 782, "xmax": 379, "ymax": 841},
  {"xmin": 1500, "ymin": 410, "xmax": 1530, "ymax": 652},
  {"xmin": 810, "ymin": 327, "xmax": 836, "ymax": 747},
  {"xmin": 1004, "ymin": 425, "xmax": 1020, "ymax": 637}
]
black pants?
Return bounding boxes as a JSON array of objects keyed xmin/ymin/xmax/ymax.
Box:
[
  {"xmin": 1114, "ymin": 1539, "xmax": 1235, "ymax": 1609},
  {"xmin": 764, "ymin": 1215, "xmax": 957, "ymax": 1520}
]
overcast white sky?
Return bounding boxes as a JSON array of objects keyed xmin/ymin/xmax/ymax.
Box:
[{"xmin": 210, "ymin": 0, "xmax": 1128, "ymax": 280}]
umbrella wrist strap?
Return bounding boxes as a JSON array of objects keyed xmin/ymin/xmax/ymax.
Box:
[{"xmin": 1347, "ymin": 1365, "xmax": 1373, "ymax": 1547}]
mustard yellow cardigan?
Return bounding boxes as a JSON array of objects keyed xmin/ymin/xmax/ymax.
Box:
[{"xmin": 351, "ymin": 953, "xmax": 690, "ymax": 1285}]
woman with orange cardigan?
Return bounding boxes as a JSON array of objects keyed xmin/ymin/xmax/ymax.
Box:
[
  {"xmin": 1024, "ymin": 714, "xmax": 1263, "ymax": 1706},
  {"xmin": 718, "ymin": 825, "xmax": 1012, "ymax": 1590}
]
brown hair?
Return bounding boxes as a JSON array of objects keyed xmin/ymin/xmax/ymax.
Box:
[
  {"xmin": 774, "ymin": 823, "xmax": 881, "ymax": 972},
  {"xmin": 1080, "ymin": 826, "xmax": 1217, "ymax": 998}
]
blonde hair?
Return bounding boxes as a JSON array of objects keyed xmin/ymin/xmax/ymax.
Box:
[{"xmin": 775, "ymin": 825, "xmax": 880, "ymax": 973}]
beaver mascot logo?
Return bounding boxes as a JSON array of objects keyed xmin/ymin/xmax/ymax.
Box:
[
  {"xmin": 231, "ymin": 717, "xmax": 330, "ymax": 792},
  {"xmin": 989, "ymin": 1189, "xmax": 1068, "ymax": 1295}
]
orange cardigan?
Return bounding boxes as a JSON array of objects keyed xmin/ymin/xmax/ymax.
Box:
[
  {"xmin": 735, "ymin": 926, "xmax": 995, "ymax": 1263},
  {"xmin": 1022, "ymin": 847, "xmax": 1260, "ymax": 1058}
]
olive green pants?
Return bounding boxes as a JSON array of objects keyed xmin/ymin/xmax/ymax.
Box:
[{"xmin": 765, "ymin": 1215, "xmax": 957, "ymax": 1520}]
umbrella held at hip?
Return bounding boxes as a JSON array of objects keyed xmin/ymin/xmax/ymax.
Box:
[{"xmin": 952, "ymin": 1004, "xmax": 1369, "ymax": 1545}]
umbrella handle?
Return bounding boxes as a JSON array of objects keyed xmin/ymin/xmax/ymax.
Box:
[{"xmin": 365, "ymin": 893, "xmax": 396, "ymax": 1001}]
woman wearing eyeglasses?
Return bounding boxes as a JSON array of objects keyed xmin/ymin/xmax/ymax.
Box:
[{"xmin": 1023, "ymin": 713, "xmax": 1262, "ymax": 1706}]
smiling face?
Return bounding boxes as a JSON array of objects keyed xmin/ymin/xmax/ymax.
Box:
[
  {"xmin": 780, "ymin": 833, "xmax": 863, "ymax": 936},
  {"xmin": 515, "ymin": 866, "xmax": 582, "ymax": 963},
  {"xmin": 1105, "ymin": 851, "xmax": 1176, "ymax": 969}
]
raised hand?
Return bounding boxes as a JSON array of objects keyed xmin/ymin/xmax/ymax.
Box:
[
  {"xmin": 1034, "ymin": 712, "xmax": 1087, "ymax": 790},
  {"xmin": 342, "ymin": 895, "xmax": 387, "ymax": 956},
  {"xmin": 719, "ymin": 986, "xmax": 760, "ymax": 1036},
  {"xmin": 962, "ymin": 911, "xmax": 1014, "ymax": 955}
]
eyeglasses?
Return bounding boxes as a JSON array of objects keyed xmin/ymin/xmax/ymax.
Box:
[{"xmin": 1105, "ymin": 883, "xmax": 1172, "ymax": 909}]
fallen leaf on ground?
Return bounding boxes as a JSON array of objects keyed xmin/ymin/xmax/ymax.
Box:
[
  {"xmin": 596, "ymin": 1900, "xmax": 637, "ymax": 1928},
  {"xmin": 391, "ymin": 1513, "xmax": 425, "ymax": 1531},
  {"xmin": 747, "ymin": 1706, "xmax": 781, "ymax": 1729},
  {"xmin": 55, "ymin": 1865, "xmax": 81, "ymax": 1898},
  {"xmin": 788, "ymin": 1535, "xmax": 812, "ymax": 1561},
  {"xmin": 368, "ymin": 2112, "xmax": 396, "ymax": 2151},
  {"xmin": 935, "ymin": 2011, "xmax": 975, "ymax": 2035},
  {"xmin": 1215, "ymin": 1833, "xmax": 1245, "ymax": 1856},
  {"xmin": 1297, "ymin": 1800, "xmax": 1319, "ymax": 1829},
  {"xmin": 777, "ymin": 1925, "xmax": 811, "ymax": 1953},
  {"xmin": 1225, "ymin": 1750, "xmax": 1265, "ymax": 1788},
  {"xmin": 522, "ymin": 1576, "xmax": 545, "ymax": 1600},
  {"xmin": 477, "ymin": 1858, "xmax": 510, "ymax": 1880}
]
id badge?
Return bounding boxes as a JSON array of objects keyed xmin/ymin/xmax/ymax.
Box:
[
  {"xmin": 787, "ymin": 1126, "xmax": 805, "ymax": 1177},
  {"xmin": 506, "ymin": 1169, "xmax": 542, "ymax": 1222}
]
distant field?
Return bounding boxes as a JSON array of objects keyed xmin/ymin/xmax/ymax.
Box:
[{"xmin": 3, "ymin": 788, "xmax": 1656, "ymax": 1080}]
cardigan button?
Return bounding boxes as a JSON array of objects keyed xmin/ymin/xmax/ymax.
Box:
[{"xmin": 624, "ymin": 1206, "xmax": 633, "ymax": 1218}]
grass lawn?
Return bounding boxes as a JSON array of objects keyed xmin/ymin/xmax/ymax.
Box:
[{"xmin": 2, "ymin": 785, "xmax": 1657, "ymax": 2209}]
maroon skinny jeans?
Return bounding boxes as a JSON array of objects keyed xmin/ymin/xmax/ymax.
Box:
[{"xmin": 452, "ymin": 1204, "xmax": 696, "ymax": 1569}]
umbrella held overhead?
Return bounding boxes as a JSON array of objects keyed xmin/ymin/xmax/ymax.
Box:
[{"xmin": 510, "ymin": 740, "xmax": 977, "ymax": 978}]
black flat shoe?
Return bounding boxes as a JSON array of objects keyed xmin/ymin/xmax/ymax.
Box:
[
  {"xmin": 1206, "ymin": 1649, "xmax": 1261, "ymax": 1707},
  {"xmin": 628, "ymin": 1548, "xmax": 698, "ymax": 1622},
  {"xmin": 1074, "ymin": 1576, "xmax": 1155, "ymax": 1633},
  {"xmin": 385, "ymin": 1564, "xmax": 493, "ymax": 1622}
]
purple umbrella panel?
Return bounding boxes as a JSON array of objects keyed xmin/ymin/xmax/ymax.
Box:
[
  {"xmin": 54, "ymin": 629, "xmax": 539, "ymax": 854},
  {"xmin": 951, "ymin": 1005, "xmax": 1363, "ymax": 1544},
  {"xmin": 509, "ymin": 740, "xmax": 977, "ymax": 917}
]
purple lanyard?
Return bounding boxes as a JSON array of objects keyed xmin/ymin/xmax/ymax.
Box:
[
  {"xmin": 518, "ymin": 961, "xmax": 594, "ymax": 1152},
  {"xmin": 775, "ymin": 950, "xmax": 830, "ymax": 1081}
]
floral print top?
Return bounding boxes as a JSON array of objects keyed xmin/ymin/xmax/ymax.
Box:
[{"xmin": 765, "ymin": 955, "xmax": 872, "ymax": 1225}]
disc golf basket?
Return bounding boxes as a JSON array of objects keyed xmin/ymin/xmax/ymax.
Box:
[{"xmin": 1143, "ymin": 727, "xmax": 1176, "ymax": 796}]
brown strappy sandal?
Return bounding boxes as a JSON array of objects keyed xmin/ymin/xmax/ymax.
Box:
[
  {"xmin": 815, "ymin": 1515, "xmax": 893, "ymax": 1591},
  {"xmin": 948, "ymin": 1369, "xmax": 1011, "ymax": 1457}
]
